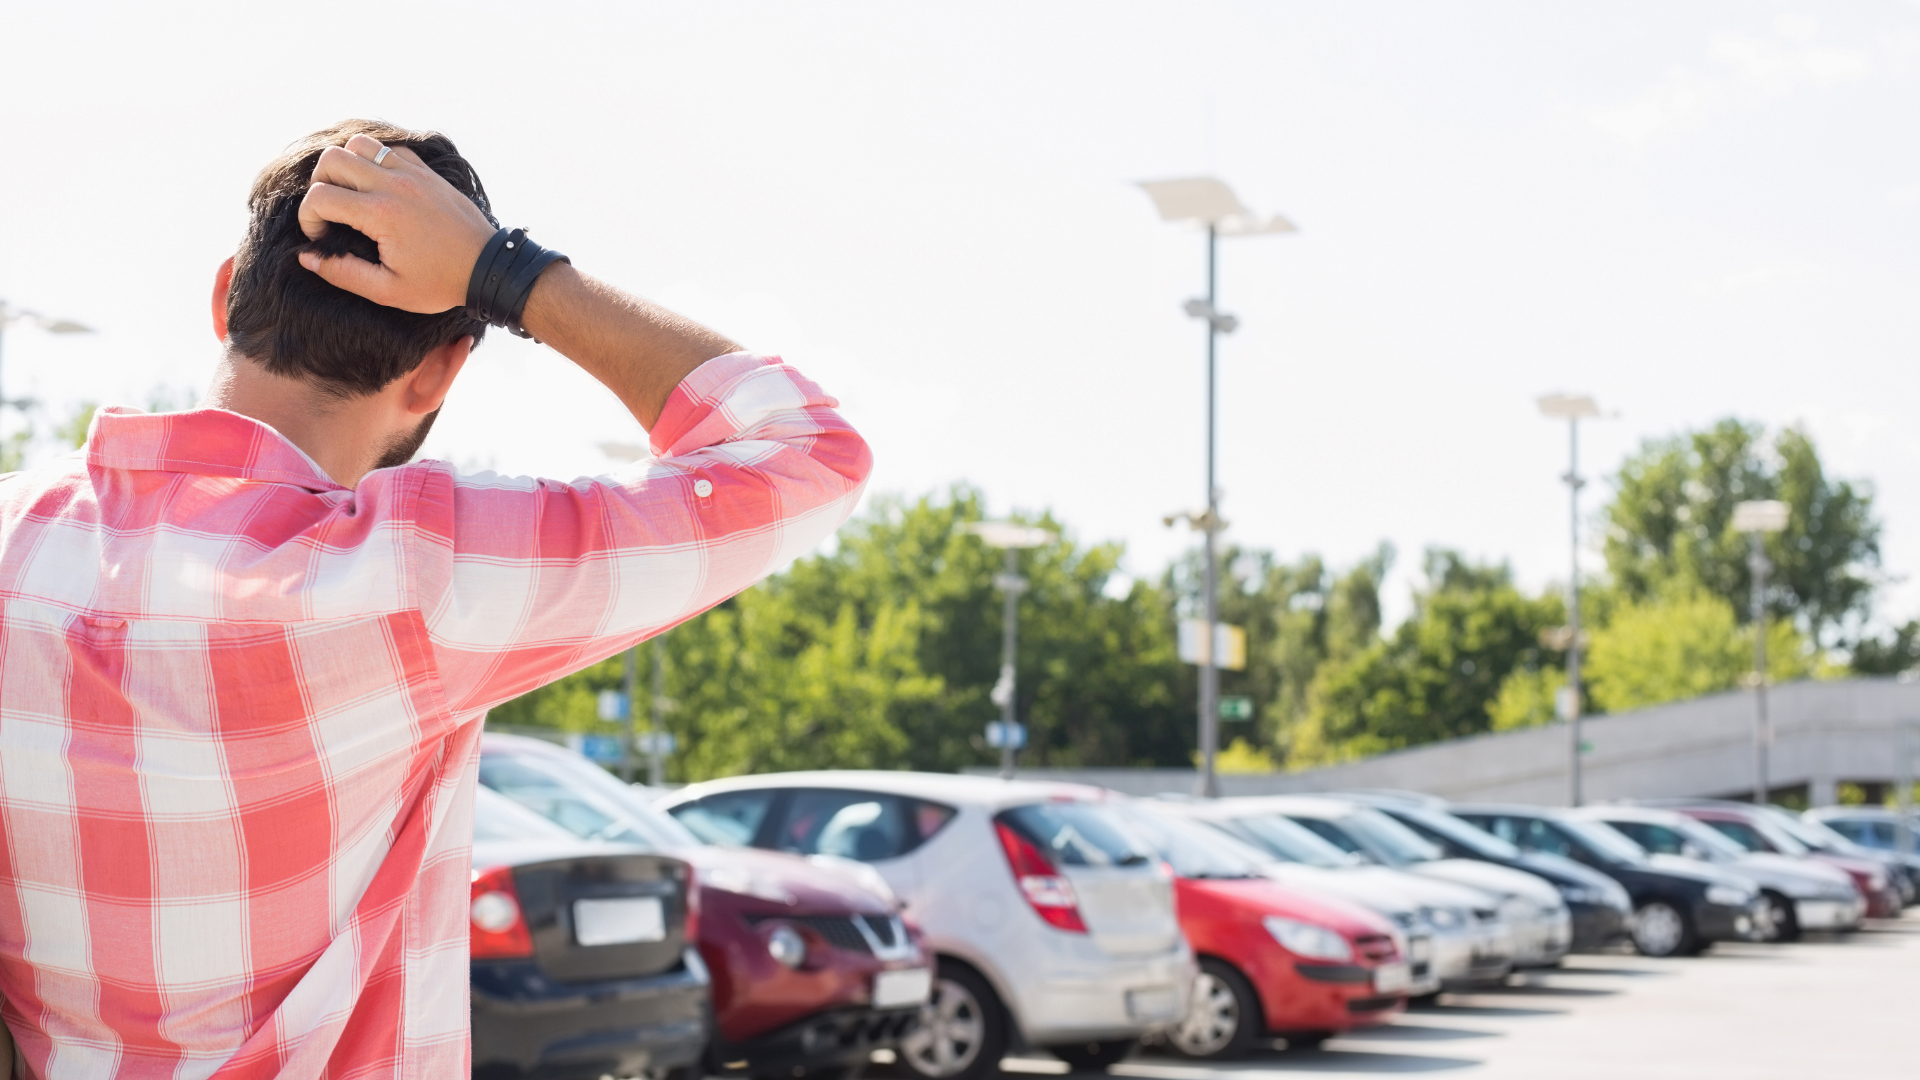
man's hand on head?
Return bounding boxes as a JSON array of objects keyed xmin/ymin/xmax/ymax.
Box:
[{"xmin": 297, "ymin": 133, "xmax": 496, "ymax": 314}]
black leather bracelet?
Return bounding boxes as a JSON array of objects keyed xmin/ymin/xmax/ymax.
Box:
[{"xmin": 463, "ymin": 227, "xmax": 569, "ymax": 337}]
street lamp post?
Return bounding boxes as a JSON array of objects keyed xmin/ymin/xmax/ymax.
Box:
[
  {"xmin": 1138, "ymin": 178, "xmax": 1294, "ymax": 799},
  {"xmin": 967, "ymin": 521, "xmax": 1055, "ymax": 778},
  {"xmin": 1734, "ymin": 499, "xmax": 1790, "ymax": 805},
  {"xmin": 1537, "ymin": 394, "xmax": 1602, "ymax": 806}
]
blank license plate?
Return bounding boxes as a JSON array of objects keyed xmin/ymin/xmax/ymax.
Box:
[
  {"xmin": 874, "ymin": 967, "xmax": 932, "ymax": 1008},
  {"xmin": 1126, "ymin": 986, "xmax": 1181, "ymax": 1021},
  {"xmin": 1373, "ymin": 962, "xmax": 1412, "ymax": 995},
  {"xmin": 574, "ymin": 897, "xmax": 665, "ymax": 946}
]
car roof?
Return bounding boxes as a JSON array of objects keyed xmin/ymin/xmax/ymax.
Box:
[
  {"xmin": 1450, "ymin": 803, "xmax": 1568, "ymax": 818},
  {"xmin": 658, "ymin": 769, "xmax": 1114, "ymax": 810},
  {"xmin": 1572, "ymin": 805, "xmax": 1687, "ymax": 825},
  {"xmin": 1212, "ymin": 794, "xmax": 1364, "ymax": 819},
  {"xmin": 1806, "ymin": 806, "xmax": 1907, "ymax": 821}
]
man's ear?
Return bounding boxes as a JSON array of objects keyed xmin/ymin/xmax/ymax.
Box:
[
  {"xmin": 211, "ymin": 256, "xmax": 235, "ymax": 341},
  {"xmin": 403, "ymin": 336, "xmax": 474, "ymax": 416}
]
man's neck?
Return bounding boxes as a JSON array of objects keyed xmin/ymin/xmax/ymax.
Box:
[{"xmin": 200, "ymin": 352, "xmax": 386, "ymax": 488}]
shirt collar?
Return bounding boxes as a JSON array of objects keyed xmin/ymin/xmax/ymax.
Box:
[{"xmin": 86, "ymin": 406, "xmax": 346, "ymax": 492}]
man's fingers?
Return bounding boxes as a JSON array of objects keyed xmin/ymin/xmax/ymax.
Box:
[
  {"xmin": 343, "ymin": 133, "xmax": 387, "ymax": 163},
  {"xmin": 296, "ymin": 181, "xmax": 376, "ymax": 240},
  {"xmin": 299, "ymin": 251, "xmax": 398, "ymax": 306},
  {"xmin": 311, "ymin": 145, "xmax": 387, "ymax": 194}
]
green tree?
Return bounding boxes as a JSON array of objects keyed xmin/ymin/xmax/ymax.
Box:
[
  {"xmin": 1584, "ymin": 587, "xmax": 1813, "ymax": 713},
  {"xmin": 1604, "ymin": 420, "xmax": 1879, "ymax": 649},
  {"xmin": 1292, "ymin": 550, "xmax": 1563, "ymax": 764}
]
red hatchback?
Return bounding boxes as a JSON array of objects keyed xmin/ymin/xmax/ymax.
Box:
[{"xmin": 1121, "ymin": 805, "xmax": 1409, "ymax": 1059}]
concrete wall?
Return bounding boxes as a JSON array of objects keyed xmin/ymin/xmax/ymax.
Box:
[{"xmin": 974, "ymin": 677, "xmax": 1920, "ymax": 806}]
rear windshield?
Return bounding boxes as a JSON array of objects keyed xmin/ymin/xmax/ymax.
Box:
[
  {"xmin": 1216, "ymin": 812, "xmax": 1354, "ymax": 869},
  {"xmin": 474, "ymin": 786, "xmax": 578, "ymax": 843},
  {"xmin": 479, "ymin": 747, "xmax": 700, "ymax": 851},
  {"xmin": 999, "ymin": 802, "xmax": 1153, "ymax": 868},
  {"xmin": 1118, "ymin": 806, "xmax": 1262, "ymax": 879},
  {"xmin": 1394, "ymin": 807, "xmax": 1522, "ymax": 859}
]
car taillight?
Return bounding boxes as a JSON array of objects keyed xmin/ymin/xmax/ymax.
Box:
[
  {"xmin": 470, "ymin": 865, "xmax": 534, "ymax": 959},
  {"xmin": 994, "ymin": 820, "xmax": 1088, "ymax": 933}
]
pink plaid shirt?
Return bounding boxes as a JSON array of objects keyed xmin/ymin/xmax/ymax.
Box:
[{"xmin": 0, "ymin": 353, "xmax": 869, "ymax": 1079}]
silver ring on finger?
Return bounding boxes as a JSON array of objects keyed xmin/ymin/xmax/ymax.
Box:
[{"xmin": 373, "ymin": 145, "xmax": 394, "ymax": 166}]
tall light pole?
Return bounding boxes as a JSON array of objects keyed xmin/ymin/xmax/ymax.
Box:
[
  {"xmin": 599, "ymin": 440, "xmax": 675, "ymax": 786},
  {"xmin": 1734, "ymin": 499, "xmax": 1790, "ymax": 805},
  {"xmin": 0, "ymin": 300, "xmax": 94, "ymax": 436},
  {"xmin": 1138, "ymin": 178, "xmax": 1294, "ymax": 798},
  {"xmin": 968, "ymin": 521, "xmax": 1055, "ymax": 778},
  {"xmin": 1538, "ymin": 394, "xmax": 1601, "ymax": 806}
]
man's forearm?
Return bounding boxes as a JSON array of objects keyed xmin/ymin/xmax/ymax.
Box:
[{"xmin": 518, "ymin": 264, "xmax": 742, "ymax": 431}]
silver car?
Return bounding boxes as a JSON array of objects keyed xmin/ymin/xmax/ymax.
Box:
[
  {"xmin": 659, "ymin": 773, "xmax": 1193, "ymax": 1080},
  {"xmin": 1577, "ymin": 806, "xmax": 1864, "ymax": 939}
]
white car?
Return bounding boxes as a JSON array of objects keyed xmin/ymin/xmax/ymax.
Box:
[
  {"xmin": 658, "ymin": 772, "xmax": 1194, "ymax": 1079},
  {"xmin": 1154, "ymin": 798, "xmax": 1516, "ymax": 991},
  {"xmin": 1243, "ymin": 796, "xmax": 1572, "ymax": 968}
]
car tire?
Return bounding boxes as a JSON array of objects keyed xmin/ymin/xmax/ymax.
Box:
[
  {"xmin": 1630, "ymin": 900, "xmax": 1696, "ymax": 958},
  {"xmin": 1047, "ymin": 1040, "xmax": 1135, "ymax": 1073},
  {"xmin": 900, "ymin": 959, "xmax": 1008, "ymax": 1080},
  {"xmin": 1283, "ymin": 1031, "xmax": 1333, "ymax": 1051},
  {"xmin": 1760, "ymin": 891, "xmax": 1800, "ymax": 942},
  {"xmin": 1168, "ymin": 959, "xmax": 1260, "ymax": 1060}
]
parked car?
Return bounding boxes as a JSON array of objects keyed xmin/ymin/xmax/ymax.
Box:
[
  {"xmin": 471, "ymin": 786, "xmax": 709, "ymax": 1080},
  {"xmin": 1806, "ymin": 806, "xmax": 1920, "ymax": 897},
  {"xmin": 1452, "ymin": 804, "xmax": 1763, "ymax": 958},
  {"xmin": 1649, "ymin": 801, "xmax": 1904, "ymax": 918},
  {"xmin": 1342, "ymin": 793, "xmax": 1633, "ymax": 951},
  {"xmin": 1572, "ymin": 805, "xmax": 1863, "ymax": 940},
  {"xmin": 480, "ymin": 736, "xmax": 929, "ymax": 1080},
  {"xmin": 1117, "ymin": 804, "xmax": 1408, "ymax": 1058},
  {"xmin": 1154, "ymin": 799, "xmax": 1505, "ymax": 993},
  {"xmin": 1771, "ymin": 807, "xmax": 1918, "ymax": 906},
  {"xmin": 660, "ymin": 773, "xmax": 1194, "ymax": 1080},
  {"xmin": 1238, "ymin": 795, "xmax": 1572, "ymax": 968}
]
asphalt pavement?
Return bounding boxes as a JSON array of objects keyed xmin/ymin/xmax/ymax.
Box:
[{"xmin": 994, "ymin": 916, "xmax": 1916, "ymax": 1079}]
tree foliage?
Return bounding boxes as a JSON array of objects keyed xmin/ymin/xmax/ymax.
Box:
[{"xmin": 1584, "ymin": 587, "xmax": 1813, "ymax": 714}]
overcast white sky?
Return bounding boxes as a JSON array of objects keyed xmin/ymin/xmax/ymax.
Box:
[{"xmin": 4, "ymin": 1, "xmax": 1918, "ymax": 629}]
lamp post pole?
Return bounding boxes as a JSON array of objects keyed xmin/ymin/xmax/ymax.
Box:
[
  {"xmin": 998, "ymin": 545, "xmax": 1022, "ymax": 779},
  {"xmin": 1564, "ymin": 415, "xmax": 1586, "ymax": 807},
  {"xmin": 650, "ymin": 637, "xmax": 668, "ymax": 787},
  {"xmin": 1733, "ymin": 500, "xmax": 1790, "ymax": 805}
]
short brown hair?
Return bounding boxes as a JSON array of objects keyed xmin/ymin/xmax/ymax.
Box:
[{"xmin": 224, "ymin": 120, "xmax": 494, "ymax": 397}]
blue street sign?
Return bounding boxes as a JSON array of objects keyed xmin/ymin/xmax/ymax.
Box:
[
  {"xmin": 985, "ymin": 721, "xmax": 1028, "ymax": 749},
  {"xmin": 596, "ymin": 690, "xmax": 631, "ymax": 721},
  {"xmin": 575, "ymin": 734, "xmax": 625, "ymax": 765}
]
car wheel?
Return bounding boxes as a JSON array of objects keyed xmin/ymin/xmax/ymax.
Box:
[
  {"xmin": 1169, "ymin": 959, "xmax": 1259, "ymax": 1060},
  {"xmin": 900, "ymin": 960, "xmax": 1007, "ymax": 1080},
  {"xmin": 1047, "ymin": 1040, "xmax": 1135, "ymax": 1073},
  {"xmin": 1760, "ymin": 892, "xmax": 1800, "ymax": 942},
  {"xmin": 1283, "ymin": 1031, "xmax": 1333, "ymax": 1051},
  {"xmin": 1631, "ymin": 901, "xmax": 1695, "ymax": 958}
]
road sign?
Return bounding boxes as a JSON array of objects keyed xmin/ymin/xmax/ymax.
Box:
[
  {"xmin": 596, "ymin": 690, "xmax": 631, "ymax": 721},
  {"xmin": 636, "ymin": 730, "xmax": 677, "ymax": 756},
  {"xmin": 985, "ymin": 721, "xmax": 1028, "ymax": 749},
  {"xmin": 1177, "ymin": 620, "xmax": 1247, "ymax": 671},
  {"xmin": 568, "ymin": 734, "xmax": 625, "ymax": 765},
  {"xmin": 1219, "ymin": 696, "xmax": 1254, "ymax": 721}
]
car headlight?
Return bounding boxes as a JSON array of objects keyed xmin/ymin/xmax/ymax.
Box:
[
  {"xmin": 1866, "ymin": 870, "xmax": 1888, "ymax": 890},
  {"xmin": 1263, "ymin": 916, "xmax": 1354, "ymax": 962},
  {"xmin": 1704, "ymin": 884, "xmax": 1753, "ymax": 907},
  {"xmin": 1421, "ymin": 905, "xmax": 1466, "ymax": 930},
  {"xmin": 766, "ymin": 925, "xmax": 807, "ymax": 968}
]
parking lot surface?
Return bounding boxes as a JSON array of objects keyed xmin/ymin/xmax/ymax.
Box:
[{"xmin": 993, "ymin": 918, "xmax": 1916, "ymax": 1079}]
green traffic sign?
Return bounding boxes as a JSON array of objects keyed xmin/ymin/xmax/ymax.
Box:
[{"xmin": 1219, "ymin": 696, "xmax": 1254, "ymax": 721}]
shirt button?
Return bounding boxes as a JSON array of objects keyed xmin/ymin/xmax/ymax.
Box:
[{"xmin": 693, "ymin": 479, "xmax": 713, "ymax": 498}]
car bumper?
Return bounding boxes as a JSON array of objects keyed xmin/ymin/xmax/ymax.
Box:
[
  {"xmin": 1694, "ymin": 901, "xmax": 1759, "ymax": 943},
  {"xmin": 472, "ymin": 951, "xmax": 710, "ymax": 1080},
  {"xmin": 1795, "ymin": 897, "xmax": 1866, "ymax": 932},
  {"xmin": 1432, "ymin": 926, "xmax": 1511, "ymax": 988},
  {"xmin": 1568, "ymin": 902, "xmax": 1632, "ymax": 952},
  {"xmin": 1509, "ymin": 908, "xmax": 1573, "ymax": 967},
  {"xmin": 1278, "ymin": 963, "xmax": 1409, "ymax": 1032},
  {"xmin": 710, "ymin": 1005, "xmax": 920, "ymax": 1076},
  {"xmin": 1011, "ymin": 942, "xmax": 1195, "ymax": 1044},
  {"xmin": 1865, "ymin": 887, "xmax": 1903, "ymax": 919}
]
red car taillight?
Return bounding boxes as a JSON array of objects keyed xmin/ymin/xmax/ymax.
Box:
[
  {"xmin": 994, "ymin": 820, "xmax": 1088, "ymax": 933},
  {"xmin": 470, "ymin": 865, "xmax": 534, "ymax": 959}
]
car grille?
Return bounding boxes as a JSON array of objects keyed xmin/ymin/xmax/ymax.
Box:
[
  {"xmin": 1355, "ymin": 934, "xmax": 1398, "ymax": 962},
  {"xmin": 748, "ymin": 914, "xmax": 874, "ymax": 954}
]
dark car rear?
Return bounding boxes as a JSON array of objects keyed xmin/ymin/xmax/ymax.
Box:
[
  {"xmin": 471, "ymin": 788, "xmax": 709, "ymax": 1080},
  {"xmin": 1453, "ymin": 804, "xmax": 1761, "ymax": 958}
]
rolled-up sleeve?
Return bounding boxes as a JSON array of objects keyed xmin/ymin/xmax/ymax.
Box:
[{"xmin": 412, "ymin": 353, "xmax": 871, "ymax": 713}]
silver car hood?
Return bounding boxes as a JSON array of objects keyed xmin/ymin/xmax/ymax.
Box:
[
  {"xmin": 1730, "ymin": 852, "xmax": 1858, "ymax": 898},
  {"xmin": 1256, "ymin": 861, "xmax": 1497, "ymax": 915},
  {"xmin": 1411, "ymin": 859, "xmax": 1562, "ymax": 907}
]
